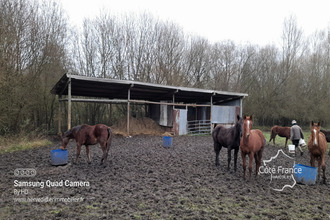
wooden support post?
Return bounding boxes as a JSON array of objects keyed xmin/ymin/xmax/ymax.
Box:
[
  {"xmin": 127, "ymin": 86, "xmax": 131, "ymax": 135},
  {"xmin": 109, "ymin": 103, "xmax": 112, "ymax": 126},
  {"xmin": 210, "ymin": 95, "xmax": 213, "ymax": 133},
  {"xmin": 172, "ymin": 89, "xmax": 178, "ymax": 110},
  {"xmin": 67, "ymin": 77, "xmax": 72, "ymax": 130},
  {"xmin": 240, "ymin": 97, "xmax": 243, "ymax": 117},
  {"xmin": 58, "ymin": 95, "xmax": 62, "ymax": 135}
]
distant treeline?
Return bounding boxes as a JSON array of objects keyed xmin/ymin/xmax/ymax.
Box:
[{"xmin": 0, "ymin": 0, "xmax": 329, "ymax": 134}]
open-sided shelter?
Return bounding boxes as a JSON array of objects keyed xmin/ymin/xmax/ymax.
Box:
[{"xmin": 51, "ymin": 74, "xmax": 248, "ymax": 135}]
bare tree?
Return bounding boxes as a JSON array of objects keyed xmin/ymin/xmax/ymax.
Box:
[
  {"xmin": 153, "ymin": 21, "xmax": 185, "ymax": 85},
  {"xmin": 183, "ymin": 36, "xmax": 211, "ymax": 88},
  {"xmin": 0, "ymin": 0, "xmax": 69, "ymax": 133}
]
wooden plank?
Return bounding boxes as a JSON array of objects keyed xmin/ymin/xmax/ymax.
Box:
[{"xmin": 59, "ymin": 98, "xmax": 211, "ymax": 107}]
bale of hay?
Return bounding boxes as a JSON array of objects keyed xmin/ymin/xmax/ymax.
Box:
[{"xmin": 112, "ymin": 117, "xmax": 166, "ymax": 136}]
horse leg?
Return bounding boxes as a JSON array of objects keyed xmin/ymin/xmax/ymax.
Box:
[
  {"xmin": 234, "ymin": 147, "xmax": 239, "ymax": 172},
  {"xmin": 241, "ymin": 151, "xmax": 246, "ymax": 180},
  {"xmin": 255, "ymin": 150, "xmax": 262, "ymax": 177},
  {"xmin": 321, "ymin": 154, "xmax": 326, "ymax": 184},
  {"xmin": 270, "ymin": 134, "xmax": 276, "ymax": 145},
  {"xmin": 103, "ymin": 137, "xmax": 111, "ymax": 166},
  {"xmin": 75, "ymin": 144, "xmax": 82, "ymax": 164},
  {"xmin": 100, "ymin": 141, "xmax": 108, "ymax": 166},
  {"xmin": 285, "ymin": 138, "xmax": 288, "ymax": 148},
  {"xmin": 86, "ymin": 145, "xmax": 91, "ymax": 164},
  {"xmin": 317, "ymin": 157, "xmax": 322, "ymax": 183},
  {"xmin": 254, "ymin": 153, "xmax": 258, "ymax": 177},
  {"xmin": 310, "ymin": 155, "xmax": 316, "ymax": 167},
  {"xmin": 248, "ymin": 153, "xmax": 254, "ymax": 181},
  {"xmin": 214, "ymin": 142, "xmax": 221, "ymax": 166},
  {"xmin": 227, "ymin": 147, "xmax": 232, "ymax": 172}
]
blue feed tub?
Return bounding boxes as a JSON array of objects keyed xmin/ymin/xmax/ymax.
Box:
[
  {"xmin": 294, "ymin": 164, "xmax": 317, "ymax": 185},
  {"xmin": 51, "ymin": 149, "xmax": 68, "ymax": 165},
  {"xmin": 163, "ymin": 136, "xmax": 173, "ymax": 147}
]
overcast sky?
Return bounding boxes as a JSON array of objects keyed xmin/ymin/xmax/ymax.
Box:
[{"xmin": 58, "ymin": 0, "xmax": 330, "ymax": 46}]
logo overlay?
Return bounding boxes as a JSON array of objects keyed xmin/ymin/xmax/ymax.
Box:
[
  {"xmin": 12, "ymin": 168, "xmax": 90, "ymax": 203},
  {"xmin": 259, "ymin": 150, "xmax": 302, "ymax": 191}
]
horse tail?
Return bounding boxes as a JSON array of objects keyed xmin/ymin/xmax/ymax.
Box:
[
  {"xmin": 269, "ymin": 126, "xmax": 277, "ymax": 142},
  {"xmin": 106, "ymin": 127, "xmax": 112, "ymax": 150},
  {"xmin": 269, "ymin": 127, "xmax": 273, "ymax": 142}
]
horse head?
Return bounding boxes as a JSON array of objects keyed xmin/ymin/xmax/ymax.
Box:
[
  {"xmin": 243, "ymin": 115, "xmax": 253, "ymax": 138},
  {"xmin": 60, "ymin": 125, "xmax": 83, "ymax": 150},
  {"xmin": 236, "ymin": 115, "xmax": 243, "ymax": 138},
  {"xmin": 60, "ymin": 130, "xmax": 72, "ymax": 150},
  {"xmin": 310, "ymin": 121, "xmax": 321, "ymax": 146}
]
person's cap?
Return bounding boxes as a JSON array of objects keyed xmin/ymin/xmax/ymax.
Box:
[{"xmin": 292, "ymin": 120, "xmax": 297, "ymax": 125}]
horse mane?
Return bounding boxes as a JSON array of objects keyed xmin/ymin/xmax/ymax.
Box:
[
  {"xmin": 64, "ymin": 125, "xmax": 82, "ymax": 138},
  {"xmin": 233, "ymin": 120, "xmax": 242, "ymax": 144}
]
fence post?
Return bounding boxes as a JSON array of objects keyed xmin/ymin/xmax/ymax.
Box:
[{"xmin": 67, "ymin": 77, "xmax": 71, "ymax": 130}]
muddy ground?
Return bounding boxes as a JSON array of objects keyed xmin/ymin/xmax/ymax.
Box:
[{"xmin": 1, "ymin": 135, "xmax": 329, "ymax": 219}]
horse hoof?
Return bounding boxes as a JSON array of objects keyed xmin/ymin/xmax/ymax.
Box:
[{"xmin": 100, "ymin": 162, "xmax": 107, "ymax": 167}]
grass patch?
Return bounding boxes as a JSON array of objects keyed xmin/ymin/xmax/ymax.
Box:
[
  {"xmin": 85, "ymin": 204, "xmax": 99, "ymax": 210},
  {"xmin": 0, "ymin": 136, "xmax": 52, "ymax": 154}
]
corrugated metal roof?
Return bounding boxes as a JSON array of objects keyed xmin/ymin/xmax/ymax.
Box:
[{"xmin": 51, "ymin": 74, "xmax": 248, "ymax": 104}]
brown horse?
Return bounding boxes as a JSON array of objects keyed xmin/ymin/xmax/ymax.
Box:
[
  {"xmin": 269, "ymin": 126, "xmax": 290, "ymax": 147},
  {"xmin": 60, "ymin": 124, "xmax": 112, "ymax": 166},
  {"xmin": 308, "ymin": 121, "xmax": 327, "ymax": 184},
  {"xmin": 240, "ymin": 116, "xmax": 266, "ymax": 181}
]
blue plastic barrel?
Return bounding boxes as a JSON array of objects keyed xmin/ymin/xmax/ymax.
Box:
[
  {"xmin": 51, "ymin": 149, "xmax": 68, "ymax": 165},
  {"xmin": 162, "ymin": 136, "xmax": 173, "ymax": 147},
  {"xmin": 294, "ymin": 164, "xmax": 317, "ymax": 185}
]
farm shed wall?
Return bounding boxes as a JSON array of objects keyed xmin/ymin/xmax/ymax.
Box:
[
  {"xmin": 187, "ymin": 106, "xmax": 210, "ymax": 122},
  {"xmin": 211, "ymin": 106, "xmax": 240, "ymax": 125},
  {"xmin": 173, "ymin": 109, "xmax": 188, "ymax": 135},
  {"xmin": 149, "ymin": 104, "xmax": 173, "ymax": 127}
]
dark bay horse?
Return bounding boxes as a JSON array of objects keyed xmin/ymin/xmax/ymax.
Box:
[
  {"xmin": 240, "ymin": 116, "xmax": 266, "ymax": 181},
  {"xmin": 269, "ymin": 126, "xmax": 290, "ymax": 147},
  {"xmin": 60, "ymin": 124, "xmax": 112, "ymax": 166},
  {"xmin": 320, "ymin": 129, "xmax": 330, "ymax": 156},
  {"xmin": 320, "ymin": 129, "xmax": 330, "ymax": 142},
  {"xmin": 212, "ymin": 115, "xmax": 243, "ymax": 172},
  {"xmin": 308, "ymin": 122, "xmax": 327, "ymax": 184}
]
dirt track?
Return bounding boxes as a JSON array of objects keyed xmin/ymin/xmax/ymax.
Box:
[{"xmin": 1, "ymin": 135, "xmax": 329, "ymax": 219}]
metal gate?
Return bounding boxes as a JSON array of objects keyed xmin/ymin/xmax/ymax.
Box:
[{"xmin": 187, "ymin": 120, "xmax": 211, "ymax": 135}]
